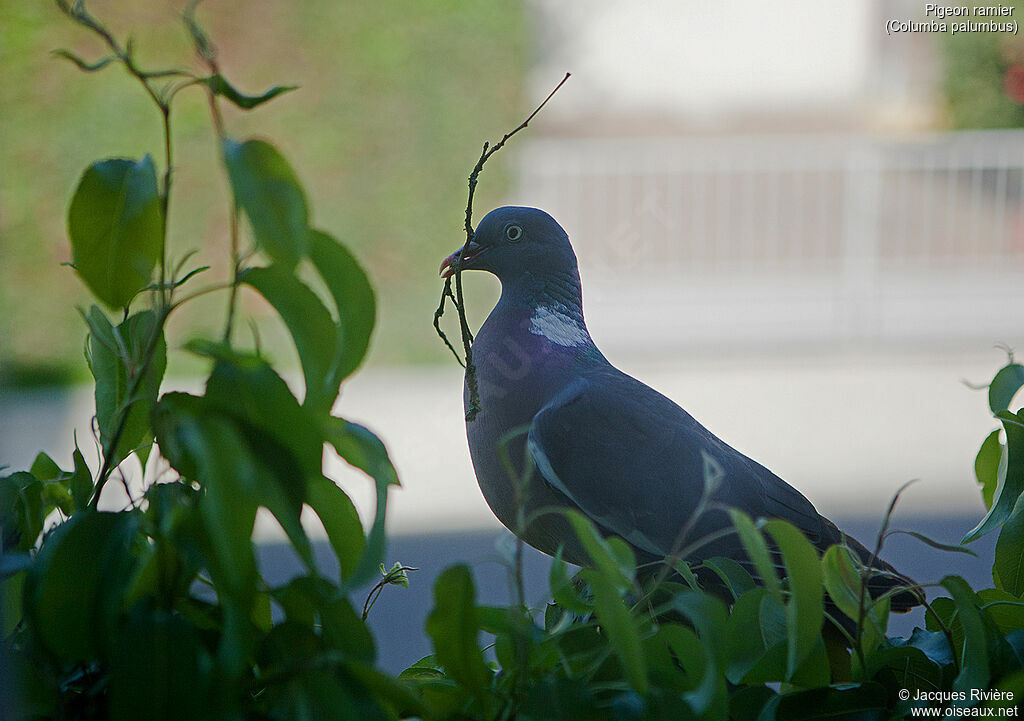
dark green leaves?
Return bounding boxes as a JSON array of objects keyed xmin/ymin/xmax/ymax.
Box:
[
  {"xmin": 199, "ymin": 74, "xmax": 296, "ymax": 109},
  {"xmin": 68, "ymin": 157, "xmax": 163, "ymax": 309},
  {"xmin": 964, "ymin": 410, "xmax": 1024, "ymax": 543},
  {"xmin": 25, "ymin": 510, "xmax": 139, "ymax": 661},
  {"xmin": 241, "ymin": 230, "xmax": 376, "ymax": 412},
  {"xmin": 242, "ymin": 265, "xmax": 339, "ymax": 413},
  {"xmin": 994, "ymin": 497, "xmax": 1024, "ymax": 595},
  {"xmin": 976, "ymin": 429, "xmax": 1002, "ymax": 509},
  {"xmin": 764, "ymin": 521, "xmax": 824, "ymax": 679},
  {"xmin": 587, "ymin": 569, "xmax": 648, "ymax": 695},
  {"xmin": 425, "ymin": 566, "xmax": 492, "ymax": 702},
  {"xmin": 309, "ymin": 230, "xmax": 376, "ymax": 383},
  {"xmin": 224, "ymin": 139, "xmax": 308, "ymax": 268},
  {"xmin": 989, "ymin": 362, "xmax": 1024, "ymax": 414},
  {"xmin": 85, "ymin": 306, "xmax": 167, "ymax": 468}
]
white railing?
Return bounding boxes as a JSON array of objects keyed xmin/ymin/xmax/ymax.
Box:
[{"xmin": 513, "ymin": 131, "xmax": 1024, "ymax": 349}]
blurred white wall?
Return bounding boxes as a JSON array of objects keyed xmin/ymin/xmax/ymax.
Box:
[{"xmin": 531, "ymin": 0, "xmax": 875, "ymax": 122}]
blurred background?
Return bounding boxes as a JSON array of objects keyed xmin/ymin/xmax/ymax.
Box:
[{"xmin": 3, "ymin": 0, "xmax": 1024, "ymax": 670}]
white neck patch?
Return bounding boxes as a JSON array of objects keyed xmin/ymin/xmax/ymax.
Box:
[{"xmin": 529, "ymin": 305, "xmax": 589, "ymax": 347}]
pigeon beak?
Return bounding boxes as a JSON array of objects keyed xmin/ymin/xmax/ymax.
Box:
[{"xmin": 439, "ymin": 240, "xmax": 483, "ymax": 278}]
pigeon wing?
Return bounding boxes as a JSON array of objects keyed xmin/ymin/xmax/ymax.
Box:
[{"xmin": 526, "ymin": 369, "xmax": 833, "ymax": 560}]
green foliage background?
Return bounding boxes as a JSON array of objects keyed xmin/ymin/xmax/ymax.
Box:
[
  {"xmin": 940, "ymin": 0, "xmax": 1024, "ymax": 128},
  {"xmin": 0, "ymin": 0, "xmax": 522, "ymax": 385}
]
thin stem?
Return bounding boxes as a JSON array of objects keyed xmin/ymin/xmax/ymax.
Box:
[
  {"xmin": 159, "ymin": 105, "xmax": 173, "ymax": 307},
  {"xmin": 187, "ymin": 26, "xmax": 240, "ymax": 344},
  {"xmin": 435, "ymin": 73, "xmax": 571, "ymax": 421}
]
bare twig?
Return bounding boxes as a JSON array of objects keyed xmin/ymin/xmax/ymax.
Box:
[{"xmin": 435, "ymin": 73, "xmax": 571, "ymax": 421}]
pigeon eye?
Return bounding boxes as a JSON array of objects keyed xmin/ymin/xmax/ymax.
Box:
[{"xmin": 505, "ymin": 224, "xmax": 523, "ymax": 242}]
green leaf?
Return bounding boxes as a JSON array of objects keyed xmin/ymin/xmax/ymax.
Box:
[
  {"xmin": 53, "ymin": 49, "xmax": 117, "ymax": 72},
  {"xmin": 549, "ymin": 550, "xmax": 592, "ymax": 614},
  {"xmin": 307, "ymin": 475, "xmax": 365, "ymax": 582},
  {"xmin": 964, "ymin": 410, "xmax": 1024, "ymax": 543},
  {"xmin": 941, "ymin": 576, "xmax": 991, "ymax": 697},
  {"xmin": 108, "ymin": 608, "xmax": 211, "ymax": 721},
  {"xmin": 325, "ymin": 417, "xmax": 397, "ymax": 589},
  {"xmin": 196, "ymin": 342, "xmax": 323, "ymax": 479},
  {"xmin": 821, "ymin": 545, "xmax": 863, "ymax": 622},
  {"xmin": 29, "ymin": 452, "xmax": 62, "ymax": 482},
  {"xmin": 70, "ymin": 442, "xmax": 93, "ymax": 512},
  {"xmin": 990, "ymin": 362, "xmax": 1024, "ymax": 413},
  {"xmin": 86, "ymin": 307, "xmax": 167, "ymax": 467},
  {"xmin": 152, "ymin": 398, "xmax": 259, "ymax": 604},
  {"xmin": 308, "ymin": 230, "xmax": 376, "ymax": 382},
  {"xmin": 1, "ymin": 472, "xmax": 43, "ymax": 552},
  {"xmin": 725, "ymin": 588, "xmax": 769, "ymax": 684},
  {"xmin": 729, "ymin": 509, "xmax": 782, "ymax": 602},
  {"xmin": 976, "ymin": 429, "xmax": 1003, "ymax": 509},
  {"xmin": 585, "ymin": 568, "xmax": 648, "ymax": 695},
  {"xmin": 241, "ymin": 265, "xmax": 338, "ymax": 413},
  {"xmin": 977, "ymin": 588, "xmax": 1024, "ymax": 634},
  {"xmin": 199, "ymin": 73, "xmax": 297, "ymax": 109},
  {"xmin": 765, "ymin": 520, "xmax": 824, "ymax": 680},
  {"xmin": 566, "ymin": 510, "xmax": 634, "ymax": 590},
  {"xmin": 223, "ymin": 139, "xmax": 308, "ymax": 268},
  {"xmin": 25, "ymin": 510, "xmax": 139, "ymax": 661},
  {"xmin": 672, "ymin": 591, "xmax": 729, "ymax": 719},
  {"xmin": 888, "ymin": 529, "xmax": 977, "ymax": 556},
  {"xmin": 701, "ymin": 556, "xmax": 756, "ymax": 600},
  {"xmin": 2, "ymin": 569, "xmax": 26, "ymax": 636},
  {"xmin": 995, "ymin": 497, "xmax": 1024, "ymax": 596},
  {"xmin": 425, "ymin": 565, "xmax": 492, "ymax": 702},
  {"xmin": 326, "ymin": 418, "xmax": 399, "ymax": 487},
  {"xmin": 68, "ymin": 156, "xmax": 163, "ymax": 309}
]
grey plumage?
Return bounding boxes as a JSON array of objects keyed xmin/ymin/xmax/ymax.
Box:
[{"xmin": 440, "ymin": 206, "xmax": 919, "ymax": 611}]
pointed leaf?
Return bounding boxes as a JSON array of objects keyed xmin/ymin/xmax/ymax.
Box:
[
  {"xmin": 566, "ymin": 510, "xmax": 634, "ymax": 590},
  {"xmin": 326, "ymin": 418, "xmax": 396, "ymax": 589},
  {"xmin": 941, "ymin": 576, "xmax": 990, "ymax": 695},
  {"xmin": 990, "ymin": 362, "xmax": 1024, "ymax": 413},
  {"xmin": 87, "ymin": 307, "xmax": 167, "ymax": 466},
  {"xmin": 725, "ymin": 587, "xmax": 769, "ymax": 683},
  {"xmin": 672, "ymin": 591, "xmax": 729, "ymax": 718},
  {"xmin": 888, "ymin": 529, "xmax": 977, "ymax": 556},
  {"xmin": 586, "ymin": 569, "xmax": 648, "ymax": 695},
  {"xmin": 326, "ymin": 417, "xmax": 399, "ymax": 487},
  {"xmin": 223, "ymin": 139, "xmax": 308, "ymax": 268},
  {"xmin": 701, "ymin": 556, "xmax": 756, "ymax": 600},
  {"xmin": 729, "ymin": 509, "xmax": 783, "ymax": 602},
  {"xmin": 307, "ymin": 475, "xmax": 365, "ymax": 582},
  {"xmin": 68, "ymin": 157, "xmax": 163, "ymax": 309},
  {"xmin": 765, "ymin": 520, "xmax": 824, "ymax": 680},
  {"xmin": 70, "ymin": 443, "xmax": 93, "ymax": 511},
  {"xmin": 308, "ymin": 230, "xmax": 376, "ymax": 382},
  {"xmin": 976, "ymin": 429, "xmax": 1003, "ymax": 509},
  {"xmin": 199, "ymin": 73, "xmax": 296, "ymax": 109},
  {"xmin": 822, "ymin": 545, "xmax": 863, "ymax": 622},
  {"xmin": 54, "ymin": 49, "xmax": 117, "ymax": 72},
  {"xmin": 964, "ymin": 410, "xmax": 1024, "ymax": 543},
  {"xmin": 241, "ymin": 265, "xmax": 338, "ymax": 413},
  {"xmin": 425, "ymin": 565, "xmax": 491, "ymax": 700},
  {"xmin": 995, "ymin": 496, "xmax": 1024, "ymax": 595}
]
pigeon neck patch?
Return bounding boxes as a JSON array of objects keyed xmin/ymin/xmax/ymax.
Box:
[{"xmin": 529, "ymin": 304, "xmax": 589, "ymax": 347}]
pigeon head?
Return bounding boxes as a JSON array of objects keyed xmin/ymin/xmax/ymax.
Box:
[{"xmin": 439, "ymin": 206, "xmax": 579, "ymax": 285}]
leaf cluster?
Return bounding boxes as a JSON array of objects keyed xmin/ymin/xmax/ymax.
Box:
[{"xmin": 3, "ymin": 4, "xmax": 409, "ymax": 719}]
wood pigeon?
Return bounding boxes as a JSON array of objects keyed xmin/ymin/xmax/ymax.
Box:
[{"xmin": 440, "ymin": 206, "xmax": 919, "ymax": 611}]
